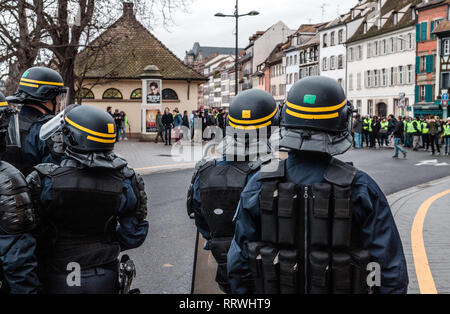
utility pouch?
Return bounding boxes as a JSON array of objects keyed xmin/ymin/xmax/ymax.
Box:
[
  {"xmin": 332, "ymin": 185, "xmax": 352, "ymax": 249},
  {"xmin": 331, "ymin": 253, "xmax": 352, "ymax": 294},
  {"xmin": 260, "ymin": 181, "xmax": 278, "ymax": 243},
  {"xmin": 308, "ymin": 251, "xmax": 330, "ymax": 294},
  {"xmin": 277, "ymin": 182, "xmax": 298, "ymax": 245},
  {"xmin": 279, "ymin": 249, "xmax": 299, "ymax": 294},
  {"xmin": 310, "ymin": 183, "xmax": 332, "ymax": 248},
  {"xmin": 351, "ymin": 249, "xmax": 371, "ymax": 294},
  {"xmin": 260, "ymin": 246, "xmax": 279, "ymax": 294},
  {"xmin": 248, "ymin": 242, "xmax": 266, "ymax": 294}
]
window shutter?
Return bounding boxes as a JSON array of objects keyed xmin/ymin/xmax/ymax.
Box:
[
  {"xmin": 416, "ymin": 56, "xmax": 420, "ymax": 74},
  {"xmin": 367, "ymin": 43, "xmax": 372, "ymax": 58},
  {"xmin": 430, "ymin": 20, "xmax": 435, "ymax": 39},
  {"xmin": 426, "ymin": 55, "xmax": 433, "ymax": 73},
  {"xmin": 416, "ymin": 24, "xmax": 421, "ymax": 42},
  {"xmin": 393, "ymin": 67, "xmax": 398, "ymax": 85},
  {"xmin": 403, "ymin": 67, "xmax": 407, "ymax": 85},
  {"xmin": 425, "ymin": 85, "xmax": 433, "ymax": 102},
  {"xmin": 415, "ymin": 85, "xmax": 419, "ymax": 103},
  {"xmin": 421, "ymin": 22, "xmax": 428, "ymax": 41}
]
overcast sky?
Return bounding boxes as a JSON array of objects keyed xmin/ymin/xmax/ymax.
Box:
[{"xmin": 151, "ymin": 0, "xmax": 359, "ymax": 59}]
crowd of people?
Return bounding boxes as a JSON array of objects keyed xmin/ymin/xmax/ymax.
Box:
[
  {"xmin": 352, "ymin": 114, "xmax": 450, "ymax": 157},
  {"xmin": 107, "ymin": 106, "xmax": 130, "ymax": 141},
  {"xmin": 154, "ymin": 106, "xmax": 228, "ymax": 145}
]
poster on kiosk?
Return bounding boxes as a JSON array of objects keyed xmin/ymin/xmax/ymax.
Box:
[{"xmin": 142, "ymin": 79, "xmax": 162, "ymax": 134}]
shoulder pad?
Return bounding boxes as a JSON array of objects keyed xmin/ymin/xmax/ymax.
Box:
[
  {"xmin": 258, "ymin": 159, "xmax": 285, "ymax": 181},
  {"xmin": 324, "ymin": 158, "xmax": 357, "ymax": 187},
  {"xmin": 248, "ymin": 154, "xmax": 273, "ymax": 171},
  {"xmin": 121, "ymin": 166, "xmax": 136, "ymax": 179},
  {"xmin": 36, "ymin": 114, "xmax": 54, "ymax": 124},
  {"xmin": 33, "ymin": 163, "xmax": 60, "ymax": 176},
  {"xmin": 195, "ymin": 157, "xmax": 216, "ymax": 173}
]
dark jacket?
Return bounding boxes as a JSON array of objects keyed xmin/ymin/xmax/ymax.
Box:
[
  {"xmin": 162, "ymin": 113, "xmax": 174, "ymax": 128},
  {"xmin": 393, "ymin": 120, "xmax": 404, "ymax": 139},
  {"xmin": 353, "ymin": 118, "xmax": 363, "ymax": 133},
  {"xmin": 228, "ymin": 153, "xmax": 409, "ymax": 294}
]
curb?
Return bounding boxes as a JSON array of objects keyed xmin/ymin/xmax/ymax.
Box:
[{"xmin": 387, "ymin": 176, "xmax": 450, "ymax": 204}]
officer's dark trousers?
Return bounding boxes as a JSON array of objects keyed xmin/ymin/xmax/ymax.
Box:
[
  {"xmin": 43, "ymin": 266, "xmax": 118, "ymax": 294},
  {"xmin": 362, "ymin": 131, "xmax": 369, "ymax": 147},
  {"xmin": 430, "ymin": 135, "xmax": 441, "ymax": 154}
]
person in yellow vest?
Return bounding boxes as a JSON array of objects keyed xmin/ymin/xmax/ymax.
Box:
[
  {"xmin": 411, "ymin": 116, "xmax": 422, "ymax": 151},
  {"xmin": 421, "ymin": 118, "xmax": 430, "ymax": 151},
  {"xmin": 444, "ymin": 118, "xmax": 450, "ymax": 155},
  {"xmin": 362, "ymin": 115, "xmax": 371, "ymax": 148},
  {"xmin": 379, "ymin": 117, "xmax": 389, "ymax": 147},
  {"xmin": 405, "ymin": 117, "xmax": 414, "ymax": 148}
]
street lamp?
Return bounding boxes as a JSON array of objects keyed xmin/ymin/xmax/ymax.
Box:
[{"xmin": 215, "ymin": 0, "xmax": 259, "ymax": 96}]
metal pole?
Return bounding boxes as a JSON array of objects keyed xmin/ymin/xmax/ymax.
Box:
[{"xmin": 235, "ymin": 0, "xmax": 239, "ymax": 96}]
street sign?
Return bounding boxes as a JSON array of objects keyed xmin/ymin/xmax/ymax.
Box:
[
  {"xmin": 442, "ymin": 93, "xmax": 449, "ymax": 101},
  {"xmin": 399, "ymin": 92, "xmax": 406, "ymax": 100},
  {"xmin": 443, "ymin": 100, "xmax": 449, "ymax": 108}
]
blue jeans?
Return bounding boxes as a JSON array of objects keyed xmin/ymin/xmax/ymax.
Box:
[
  {"xmin": 445, "ymin": 136, "xmax": 450, "ymax": 154},
  {"xmin": 394, "ymin": 137, "xmax": 405, "ymax": 156},
  {"xmin": 354, "ymin": 132, "xmax": 362, "ymax": 148}
]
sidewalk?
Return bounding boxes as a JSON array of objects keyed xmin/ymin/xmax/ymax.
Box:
[
  {"xmin": 388, "ymin": 176, "xmax": 450, "ymax": 294},
  {"xmin": 115, "ymin": 140, "xmax": 202, "ymax": 175}
]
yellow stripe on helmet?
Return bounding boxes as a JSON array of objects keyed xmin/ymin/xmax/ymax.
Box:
[
  {"xmin": 86, "ymin": 135, "xmax": 116, "ymax": 144},
  {"xmin": 229, "ymin": 120, "xmax": 272, "ymax": 130},
  {"xmin": 65, "ymin": 117, "xmax": 117, "ymax": 138},
  {"xmin": 286, "ymin": 109, "xmax": 339, "ymax": 120},
  {"xmin": 228, "ymin": 107, "xmax": 278, "ymax": 125},
  {"xmin": 19, "ymin": 82, "xmax": 39, "ymax": 88},
  {"xmin": 0, "ymin": 102, "xmax": 8, "ymax": 107},
  {"xmin": 21, "ymin": 78, "xmax": 64, "ymax": 86},
  {"xmin": 286, "ymin": 99, "xmax": 346, "ymax": 113}
]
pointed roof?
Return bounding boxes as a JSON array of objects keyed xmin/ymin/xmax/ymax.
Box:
[{"xmin": 76, "ymin": 3, "xmax": 206, "ymax": 81}]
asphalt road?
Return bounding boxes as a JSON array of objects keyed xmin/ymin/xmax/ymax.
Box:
[{"xmin": 126, "ymin": 147, "xmax": 449, "ymax": 294}]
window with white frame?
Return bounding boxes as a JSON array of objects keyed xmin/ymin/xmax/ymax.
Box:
[
  {"xmin": 368, "ymin": 100, "xmax": 374, "ymax": 115},
  {"xmin": 367, "ymin": 42, "xmax": 372, "ymax": 58},
  {"xmin": 330, "ymin": 56, "xmax": 336, "ymax": 70},
  {"xmin": 382, "ymin": 39, "xmax": 386, "ymax": 55},
  {"xmin": 399, "ymin": 35, "xmax": 404, "ymax": 51},
  {"xmin": 373, "ymin": 41, "xmax": 379, "ymax": 56},
  {"xmin": 358, "ymin": 45, "xmax": 363, "ymax": 60},
  {"xmin": 349, "ymin": 47, "xmax": 354, "ymax": 61},
  {"xmin": 390, "ymin": 37, "xmax": 395, "ymax": 53},
  {"xmin": 323, "ymin": 57, "xmax": 328, "ymax": 71},
  {"xmin": 331, "ymin": 32, "xmax": 335, "ymax": 46},
  {"xmin": 382, "ymin": 69, "xmax": 387, "ymax": 86},
  {"xmin": 338, "ymin": 30, "xmax": 344, "ymax": 44},
  {"xmin": 357, "ymin": 73, "xmax": 362, "ymax": 90},
  {"xmin": 323, "ymin": 34, "xmax": 328, "ymax": 47},
  {"xmin": 398, "ymin": 66, "xmax": 404, "ymax": 85},
  {"xmin": 367, "ymin": 70, "xmax": 372, "ymax": 87},
  {"xmin": 349, "ymin": 74, "xmax": 354, "ymax": 90},
  {"xmin": 444, "ymin": 39, "xmax": 450, "ymax": 55},
  {"xmin": 374, "ymin": 70, "xmax": 379, "ymax": 87},
  {"xmin": 407, "ymin": 65, "xmax": 413, "ymax": 84},
  {"xmin": 338, "ymin": 55, "xmax": 344, "ymax": 69}
]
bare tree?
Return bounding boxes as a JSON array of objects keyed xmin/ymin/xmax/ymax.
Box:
[{"xmin": 0, "ymin": 0, "xmax": 191, "ymax": 102}]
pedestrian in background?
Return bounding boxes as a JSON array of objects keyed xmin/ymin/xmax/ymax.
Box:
[
  {"xmin": 113, "ymin": 109, "xmax": 122, "ymax": 141},
  {"xmin": 217, "ymin": 108, "xmax": 226, "ymax": 138},
  {"xmin": 119, "ymin": 111, "xmax": 128, "ymax": 141},
  {"xmin": 362, "ymin": 115, "xmax": 371, "ymax": 147},
  {"xmin": 370, "ymin": 116, "xmax": 380, "ymax": 148},
  {"xmin": 429, "ymin": 117, "xmax": 442, "ymax": 156},
  {"xmin": 444, "ymin": 118, "xmax": 450, "ymax": 155},
  {"xmin": 379, "ymin": 117, "xmax": 389, "ymax": 147},
  {"xmin": 173, "ymin": 108, "xmax": 183, "ymax": 142},
  {"xmin": 353, "ymin": 113, "xmax": 363, "ymax": 149},
  {"xmin": 162, "ymin": 107, "xmax": 173, "ymax": 146},
  {"xmin": 155, "ymin": 109, "xmax": 164, "ymax": 143},
  {"xmin": 421, "ymin": 118, "xmax": 430, "ymax": 151},
  {"xmin": 412, "ymin": 116, "xmax": 422, "ymax": 151},
  {"xmin": 393, "ymin": 116, "xmax": 407, "ymax": 159},
  {"xmin": 107, "ymin": 106, "xmax": 114, "ymax": 118},
  {"xmin": 182, "ymin": 110, "xmax": 190, "ymax": 140}
]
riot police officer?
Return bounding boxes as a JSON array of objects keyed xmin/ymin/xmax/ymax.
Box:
[
  {"xmin": 26, "ymin": 105, "xmax": 149, "ymax": 294},
  {"xmin": 0, "ymin": 92, "xmax": 40, "ymax": 294},
  {"xmin": 186, "ymin": 89, "xmax": 280, "ymax": 293},
  {"xmin": 228, "ymin": 77, "xmax": 408, "ymax": 294},
  {"xmin": 4, "ymin": 66, "xmax": 68, "ymax": 175}
]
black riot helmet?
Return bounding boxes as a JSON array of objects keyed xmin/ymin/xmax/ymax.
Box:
[
  {"xmin": 280, "ymin": 76, "xmax": 355, "ymax": 156},
  {"xmin": 6, "ymin": 66, "xmax": 68, "ymax": 114},
  {"xmin": 61, "ymin": 105, "xmax": 116, "ymax": 152},
  {"xmin": 227, "ymin": 89, "xmax": 280, "ymax": 130}
]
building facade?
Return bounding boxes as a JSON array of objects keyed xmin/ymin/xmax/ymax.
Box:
[{"xmin": 347, "ymin": 0, "xmax": 420, "ymax": 117}]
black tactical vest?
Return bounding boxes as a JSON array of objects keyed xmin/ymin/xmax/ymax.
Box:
[
  {"xmin": 248, "ymin": 158, "xmax": 373, "ymax": 294},
  {"xmin": 38, "ymin": 163, "xmax": 124, "ymax": 273},
  {"xmin": 197, "ymin": 159, "xmax": 264, "ymax": 292},
  {"xmin": 3, "ymin": 108, "xmax": 51, "ymax": 176}
]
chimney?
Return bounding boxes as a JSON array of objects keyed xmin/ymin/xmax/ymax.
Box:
[
  {"xmin": 411, "ymin": 6, "xmax": 417, "ymax": 20},
  {"xmin": 123, "ymin": 2, "xmax": 134, "ymax": 18},
  {"xmin": 393, "ymin": 11, "xmax": 398, "ymax": 25}
]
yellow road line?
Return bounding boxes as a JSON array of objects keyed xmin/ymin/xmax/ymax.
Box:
[
  {"xmin": 134, "ymin": 162, "xmax": 196, "ymax": 171},
  {"xmin": 411, "ymin": 189, "xmax": 450, "ymax": 294}
]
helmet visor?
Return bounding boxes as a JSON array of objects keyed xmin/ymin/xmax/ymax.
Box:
[
  {"xmin": 39, "ymin": 104, "xmax": 79, "ymax": 141},
  {"xmin": 55, "ymin": 87, "xmax": 69, "ymax": 112},
  {"xmin": 39, "ymin": 110, "xmax": 66, "ymax": 141},
  {"xmin": 6, "ymin": 110, "xmax": 21, "ymax": 148}
]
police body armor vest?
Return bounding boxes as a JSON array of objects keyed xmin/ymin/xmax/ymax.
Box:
[
  {"xmin": 197, "ymin": 159, "xmax": 264, "ymax": 292},
  {"xmin": 37, "ymin": 161, "xmax": 124, "ymax": 273},
  {"xmin": 248, "ymin": 158, "xmax": 373, "ymax": 294},
  {"xmin": 3, "ymin": 109, "xmax": 56, "ymax": 176}
]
